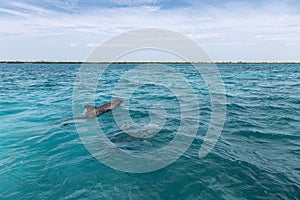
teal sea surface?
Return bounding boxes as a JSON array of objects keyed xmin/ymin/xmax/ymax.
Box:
[{"xmin": 0, "ymin": 63, "xmax": 299, "ymax": 199}]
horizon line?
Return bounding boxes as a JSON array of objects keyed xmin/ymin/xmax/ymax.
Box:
[{"xmin": 1, "ymin": 61, "xmax": 300, "ymax": 64}]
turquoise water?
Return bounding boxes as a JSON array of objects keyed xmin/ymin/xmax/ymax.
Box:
[{"xmin": 0, "ymin": 63, "xmax": 299, "ymax": 199}]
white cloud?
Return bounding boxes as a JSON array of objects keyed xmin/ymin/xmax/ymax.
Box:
[
  {"xmin": 69, "ymin": 43, "xmax": 77, "ymax": 47},
  {"xmin": 0, "ymin": 0, "xmax": 299, "ymax": 61},
  {"xmin": 87, "ymin": 43, "xmax": 98, "ymax": 47},
  {"xmin": 0, "ymin": 7, "xmax": 26, "ymax": 16},
  {"xmin": 107, "ymin": 0, "xmax": 159, "ymax": 6},
  {"xmin": 8, "ymin": 1, "xmax": 52, "ymax": 15}
]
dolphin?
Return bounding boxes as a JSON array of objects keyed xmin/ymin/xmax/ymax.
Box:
[{"xmin": 58, "ymin": 98, "xmax": 123, "ymax": 125}]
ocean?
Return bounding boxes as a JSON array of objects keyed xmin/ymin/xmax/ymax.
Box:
[{"xmin": 0, "ymin": 63, "xmax": 299, "ymax": 199}]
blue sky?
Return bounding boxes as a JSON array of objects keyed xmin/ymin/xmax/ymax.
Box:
[{"xmin": 0, "ymin": 0, "xmax": 299, "ymax": 61}]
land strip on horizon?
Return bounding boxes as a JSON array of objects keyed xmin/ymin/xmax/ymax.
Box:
[{"xmin": 1, "ymin": 61, "xmax": 299, "ymax": 64}]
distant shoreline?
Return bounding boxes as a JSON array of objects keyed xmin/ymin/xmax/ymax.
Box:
[{"xmin": 0, "ymin": 61, "xmax": 299, "ymax": 64}]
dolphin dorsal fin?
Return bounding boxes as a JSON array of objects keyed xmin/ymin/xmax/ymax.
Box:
[{"xmin": 84, "ymin": 104, "xmax": 96, "ymax": 112}]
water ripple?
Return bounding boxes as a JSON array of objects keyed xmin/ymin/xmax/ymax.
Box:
[{"xmin": 0, "ymin": 63, "xmax": 299, "ymax": 199}]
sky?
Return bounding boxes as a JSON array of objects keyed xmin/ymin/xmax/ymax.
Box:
[{"xmin": 0, "ymin": 0, "xmax": 299, "ymax": 62}]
